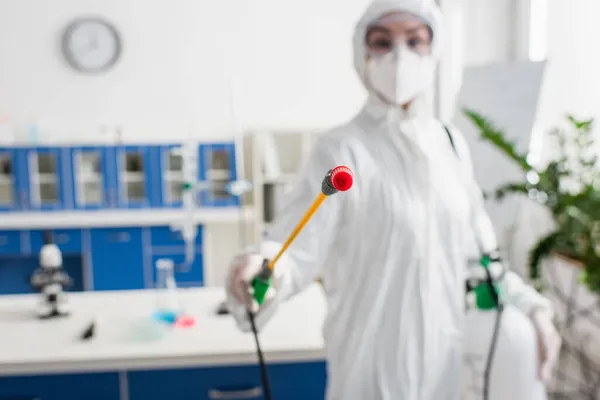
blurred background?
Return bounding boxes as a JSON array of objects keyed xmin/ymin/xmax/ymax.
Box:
[{"xmin": 0, "ymin": 0, "xmax": 600, "ymax": 399}]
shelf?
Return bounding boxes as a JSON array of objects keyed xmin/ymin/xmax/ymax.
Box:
[{"xmin": 0, "ymin": 207, "xmax": 255, "ymax": 229}]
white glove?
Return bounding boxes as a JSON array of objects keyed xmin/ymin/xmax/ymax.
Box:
[
  {"xmin": 226, "ymin": 253, "xmax": 278, "ymax": 313},
  {"xmin": 530, "ymin": 308, "xmax": 561, "ymax": 383}
]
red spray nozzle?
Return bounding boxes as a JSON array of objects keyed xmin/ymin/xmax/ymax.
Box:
[
  {"xmin": 322, "ymin": 166, "xmax": 354, "ymax": 196},
  {"xmin": 330, "ymin": 166, "xmax": 353, "ymax": 191}
]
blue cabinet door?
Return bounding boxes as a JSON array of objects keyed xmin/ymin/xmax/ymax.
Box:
[
  {"xmin": 127, "ymin": 361, "xmax": 327, "ymax": 400},
  {"xmin": 0, "ymin": 231, "xmax": 22, "ymax": 255},
  {"xmin": 29, "ymin": 229, "xmax": 82, "ymax": 254},
  {"xmin": 90, "ymin": 227, "xmax": 145, "ymax": 290},
  {"xmin": 199, "ymin": 143, "xmax": 240, "ymax": 207},
  {"xmin": 155, "ymin": 144, "xmax": 185, "ymax": 208},
  {"xmin": 0, "ymin": 253, "xmax": 85, "ymax": 295},
  {"xmin": 113, "ymin": 146, "xmax": 155, "ymax": 209},
  {"xmin": 18, "ymin": 147, "xmax": 69, "ymax": 211},
  {"xmin": 68, "ymin": 147, "xmax": 113, "ymax": 209},
  {"xmin": 0, "ymin": 148, "xmax": 19, "ymax": 212},
  {"xmin": 268, "ymin": 361, "xmax": 327, "ymax": 400},
  {"xmin": 0, "ymin": 372, "xmax": 120, "ymax": 400}
]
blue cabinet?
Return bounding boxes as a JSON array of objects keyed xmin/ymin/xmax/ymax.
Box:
[
  {"xmin": 155, "ymin": 145, "xmax": 185, "ymax": 208},
  {"xmin": 199, "ymin": 143, "xmax": 239, "ymax": 207},
  {"xmin": 0, "ymin": 231, "xmax": 22, "ymax": 255},
  {"xmin": 0, "ymin": 141, "xmax": 241, "ymax": 213},
  {"xmin": 0, "ymin": 149, "xmax": 19, "ymax": 211},
  {"xmin": 0, "ymin": 372, "xmax": 120, "ymax": 400},
  {"xmin": 0, "ymin": 362, "xmax": 326, "ymax": 400},
  {"xmin": 0, "ymin": 229, "xmax": 84, "ymax": 295},
  {"xmin": 29, "ymin": 229, "xmax": 82, "ymax": 254},
  {"xmin": 127, "ymin": 361, "xmax": 327, "ymax": 400},
  {"xmin": 0, "ymin": 253, "xmax": 84, "ymax": 295},
  {"xmin": 113, "ymin": 146, "xmax": 156, "ymax": 209},
  {"xmin": 18, "ymin": 147, "xmax": 69, "ymax": 211},
  {"xmin": 68, "ymin": 147, "xmax": 115, "ymax": 209},
  {"xmin": 90, "ymin": 227, "xmax": 145, "ymax": 290}
]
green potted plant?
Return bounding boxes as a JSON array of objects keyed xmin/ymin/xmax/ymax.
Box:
[
  {"xmin": 463, "ymin": 110, "xmax": 600, "ymax": 292},
  {"xmin": 463, "ymin": 109, "xmax": 600, "ymax": 397}
]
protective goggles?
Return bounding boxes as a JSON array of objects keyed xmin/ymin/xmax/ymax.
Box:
[{"xmin": 365, "ymin": 13, "xmax": 433, "ymax": 57}]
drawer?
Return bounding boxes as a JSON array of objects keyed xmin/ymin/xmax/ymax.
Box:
[
  {"xmin": 0, "ymin": 372, "xmax": 120, "ymax": 400},
  {"xmin": 0, "ymin": 231, "xmax": 21, "ymax": 255},
  {"xmin": 128, "ymin": 361, "xmax": 327, "ymax": 400},
  {"xmin": 29, "ymin": 229, "xmax": 82, "ymax": 254},
  {"xmin": 90, "ymin": 227, "xmax": 145, "ymax": 291},
  {"xmin": 128, "ymin": 364, "xmax": 262, "ymax": 400},
  {"xmin": 150, "ymin": 225, "xmax": 202, "ymax": 249}
]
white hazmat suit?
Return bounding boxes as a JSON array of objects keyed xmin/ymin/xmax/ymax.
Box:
[{"xmin": 226, "ymin": 0, "xmax": 557, "ymax": 399}]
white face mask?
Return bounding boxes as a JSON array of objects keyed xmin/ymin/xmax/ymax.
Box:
[{"xmin": 366, "ymin": 46, "xmax": 436, "ymax": 106}]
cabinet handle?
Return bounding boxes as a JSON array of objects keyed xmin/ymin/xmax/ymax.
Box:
[
  {"xmin": 108, "ymin": 232, "xmax": 130, "ymax": 243},
  {"xmin": 207, "ymin": 387, "xmax": 262, "ymax": 399},
  {"xmin": 55, "ymin": 234, "xmax": 70, "ymax": 244}
]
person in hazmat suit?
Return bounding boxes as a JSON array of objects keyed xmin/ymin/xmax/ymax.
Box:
[{"xmin": 225, "ymin": 0, "xmax": 562, "ymax": 399}]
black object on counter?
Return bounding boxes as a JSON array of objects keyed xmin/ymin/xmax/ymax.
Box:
[
  {"xmin": 80, "ymin": 321, "xmax": 95, "ymax": 340},
  {"xmin": 216, "ymin": 301, "xmax": 229, "ymax": 316}
]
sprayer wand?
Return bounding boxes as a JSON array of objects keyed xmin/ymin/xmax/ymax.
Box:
[
  {"xmin": 250, "ymin": 165, "xmax": 354, "ymax": 305},
  {"xmin": 245, "ymin": 165, "xmax": 353, "ymax": 400}
]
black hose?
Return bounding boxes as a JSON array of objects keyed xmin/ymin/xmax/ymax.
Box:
[
  {"xmin": 247, "ymin": 309, "xmax": 273, "ymax": 400},
  {"xmin": 482, "ymin": 266, "xmax": 504, "ymax": 400}
]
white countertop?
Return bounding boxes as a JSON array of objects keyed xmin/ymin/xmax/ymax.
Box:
[{"xmin": 0, "ymin": 284, "xmax": 327, "ymax": 376}]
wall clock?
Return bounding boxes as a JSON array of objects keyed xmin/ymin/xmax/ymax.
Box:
[{"xmin": 61, "ymin": 17, "xmax": 122, "ymax": 73}]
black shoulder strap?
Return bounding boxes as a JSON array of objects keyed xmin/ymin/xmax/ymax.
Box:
[{"xmin": 443, "ymin": 125, "xmax": 458, "ymax": 157}]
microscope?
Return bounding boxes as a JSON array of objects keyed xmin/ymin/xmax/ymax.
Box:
[{"xmin": 30, "ymin": 231, "xmax": 73, "ymax": 319}]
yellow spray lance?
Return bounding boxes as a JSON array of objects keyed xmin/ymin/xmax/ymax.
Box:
[
  {"xmin": 250, "ymin": 165, "xmax": 354, "ymax": 305},
  {"xmin": 246, "ymin": 165, "xmax": 354, "ymax": 400}
]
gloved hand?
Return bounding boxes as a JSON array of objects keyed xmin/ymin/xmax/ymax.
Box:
[
  {"xmin": 530, "ymin": 308, "xmax": 561, "ymax": 383},
  {"xmin": 226, "ymin": 253, "xmax": 278, "ymax": 314}
]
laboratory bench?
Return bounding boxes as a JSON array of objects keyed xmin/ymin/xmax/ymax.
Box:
[{"xmin": 0, "ymin": 284, "xmax": 328, "ymax": 400}]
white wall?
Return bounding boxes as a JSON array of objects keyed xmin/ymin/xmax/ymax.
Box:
[
  {"xmin": 0, "ymin": 0, "xmax": 369, "ymax": 142},
  {"xmin": 0, "ymin": 0, "xmax": 519, "ymax": 143},
  {"xmin": 462, "ymin": 0, "xmax": 516, "ymax": 66},
  {"xmin": 538, "ymin": 0, "xmax": 600, "ymax": 129}
]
